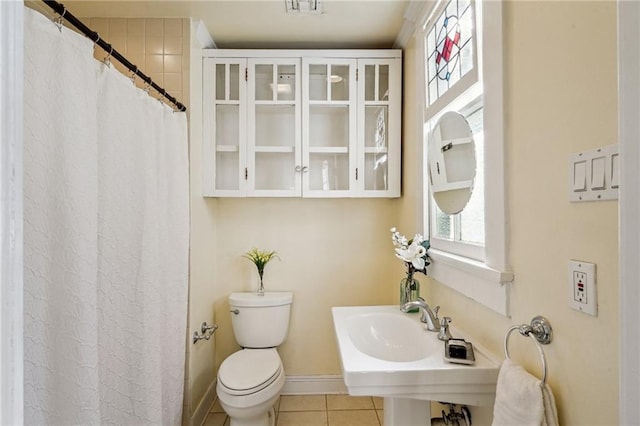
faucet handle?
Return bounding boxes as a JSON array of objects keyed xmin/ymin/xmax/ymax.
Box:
[{"xmin": 438, "ymin": 316, "xmax": 453, "ymax": 341}]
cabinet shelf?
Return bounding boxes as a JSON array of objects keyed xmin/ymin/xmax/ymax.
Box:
[
  {"xmin": 308, "ymin": 101, "xmax": 351, "ymax": 107},
  {"xmin": 308, "ymin": 147, "xmax": 349, "ymax": 154},
  {"xmin": 216, "ymin": 145, "xmax": 239, "ymax": 152},
  {"xmin": 363, "ymin": 147, "xmax": 388, "ymax": 154},
  {"xmin": 254, "ymin": 101, "xmax": 297, "ymax": 106},
  {"xmin": 254, "ymin": 146, "xmax": 295, "ymax": 153},
  {"xmin": 364, "ymin": 101, "xmax": 390, "ymax": 107}
]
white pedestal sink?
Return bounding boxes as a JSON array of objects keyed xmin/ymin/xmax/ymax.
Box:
[{"xmin": 332, "ymin": 305, "xmax": 499, "ymax": 425}]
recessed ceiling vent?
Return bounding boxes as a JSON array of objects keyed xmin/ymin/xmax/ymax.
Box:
[{"xmin": 285, "ymin": 0, "xmax": 322, "ymax": 15}]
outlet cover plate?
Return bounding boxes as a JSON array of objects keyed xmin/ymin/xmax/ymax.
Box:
[{"xmin": 568, "ymin": 260, "xmax": 597, "ymax": 316}]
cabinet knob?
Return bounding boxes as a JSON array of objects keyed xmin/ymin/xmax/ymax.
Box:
[
  {"xmin": 295, "ymin": 165, "xmax": 302, "ymax": 172},
  {"xmin": 302, "ymin": 166, "xmax": 309, "ymax": 173}
]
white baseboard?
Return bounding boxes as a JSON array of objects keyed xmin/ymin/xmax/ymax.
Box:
[
  {"xmin": 281, "ymin": 375, "xmax": 348, "ymax": 395},
  {"xmin": 190, "ymin": 379, "xmax": 217, "ymax": 426}
]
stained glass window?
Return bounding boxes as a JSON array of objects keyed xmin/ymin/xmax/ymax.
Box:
[{"xmin": 425, "ymin": 0, "xmax": 476, "ymax": 107}]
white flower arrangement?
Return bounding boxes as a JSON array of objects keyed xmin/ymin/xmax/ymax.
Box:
[{"xmin": 390, "ymin": 227, "xmax": 431, "ymax": 276}]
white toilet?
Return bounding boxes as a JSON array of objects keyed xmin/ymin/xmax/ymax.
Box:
[{"xmin": 216, "ymin": 292, "xmax": 293, "ymax": 426}]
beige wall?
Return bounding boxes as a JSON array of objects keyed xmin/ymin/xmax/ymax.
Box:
[
  {"xmin": 401, "ymin": 1, "xmax": 618, "ymax": 424},
  {"xmin": 213, "ymin": 198, "xmax": 400, "ymax": 375}
]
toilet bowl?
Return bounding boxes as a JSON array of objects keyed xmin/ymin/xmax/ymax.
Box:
[{"xmin": 216, "ymin": 292, "xmax": 293, "ymax": 426}]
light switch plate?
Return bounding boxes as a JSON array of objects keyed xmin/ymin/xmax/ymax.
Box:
[
  {"xmin": 569, "ymin": 144, "xmax": 619, "ymax": 202},
  {"xmin": 568, "ymin": 260, "xmax": 597, "ymax": 316}
]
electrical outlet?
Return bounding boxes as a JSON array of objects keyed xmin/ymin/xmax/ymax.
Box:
[{"xmin": 568, "ymin": 260, "xmax": 597, "ymax": 316}]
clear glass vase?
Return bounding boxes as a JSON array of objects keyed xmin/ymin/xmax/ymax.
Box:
[
  {"xmin": 399, "ymin": 275, "xmax": 420, "ymax": 312},
  {"xmin": 258, "ymin": 276, "xmax": 265, "ymax": 296}
]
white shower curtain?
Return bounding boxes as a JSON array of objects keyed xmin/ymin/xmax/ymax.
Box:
[{"xmin": 23, "ymin": 7, "xmax": 189, "ymax": 425}]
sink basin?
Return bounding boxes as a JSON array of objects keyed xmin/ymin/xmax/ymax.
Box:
[
  {"xmin": 347, "ymin": 312, "xmax": 439, "ymax": 362},
  {"xmin": 332, "ymin": 305, "xmax": 499, "ymax": 410}
]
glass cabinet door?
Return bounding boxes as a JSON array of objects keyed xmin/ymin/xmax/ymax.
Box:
[
  {"xmin": 302, "ymin": 59, "xmax": 357, "ymax": 196},
  {"xmin": 202, "ymin": 58, "xmax": 247, "ymax": 196},
  {"xmin": 357, "ymin": 58, "xmax": 401, "ymax": 197},
  {"xmin": 247, "ymin": 59, "xmax": 301, "ymax": 196}
]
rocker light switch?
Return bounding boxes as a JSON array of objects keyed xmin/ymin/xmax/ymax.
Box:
[
  {"xmin": 611, "ymin": 153, "xmax": 620, "ymax": 188},
  {"xmin": 591, "ymin": 156, "xmax": 606, "ymax": 190},
  {"xmin": 572, "ymin": 161, "xmax": 587, "ymax": 191}
]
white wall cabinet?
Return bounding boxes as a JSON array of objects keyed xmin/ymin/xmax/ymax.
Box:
[{"xmin": 202, "ymin": 50, "xmax": 401, "ymax": 198}]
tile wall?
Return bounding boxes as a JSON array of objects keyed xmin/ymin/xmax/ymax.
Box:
[{"xmin": 88, "ymin": 17, "xmax": 190, "ymax": 109}]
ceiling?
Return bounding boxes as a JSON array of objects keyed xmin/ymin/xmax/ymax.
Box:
[{"xmin": 59, "ymin": 0, "xmax": 416, "ymax": 49}]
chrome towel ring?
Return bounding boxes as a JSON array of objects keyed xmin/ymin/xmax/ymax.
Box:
[{"xmin": 503, "ymin": 316, "xmax": 553, "ymax": 387}]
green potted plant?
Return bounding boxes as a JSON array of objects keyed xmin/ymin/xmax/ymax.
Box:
[{"xmin": 243, "ymin": 248, "xmax": 279, "ymax": 295}]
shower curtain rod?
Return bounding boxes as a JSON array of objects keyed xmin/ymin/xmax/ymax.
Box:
[{"xmin": 40, "ymin": 0, "xmax": 187, "ymax": 112}]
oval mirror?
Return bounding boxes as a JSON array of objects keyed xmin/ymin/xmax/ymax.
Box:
[{"xmin": 427, "ymin": 111, "xmax": 476, "ymax": 215}]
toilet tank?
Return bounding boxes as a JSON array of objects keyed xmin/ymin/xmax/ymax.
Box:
[{"xmin": 229, "ymin": 292, "xmax": 293, "ymax": 348}]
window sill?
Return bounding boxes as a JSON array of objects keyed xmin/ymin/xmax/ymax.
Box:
[{"xmin": 428, "ymin": 249, "xmax": 513, "ymax": 316}]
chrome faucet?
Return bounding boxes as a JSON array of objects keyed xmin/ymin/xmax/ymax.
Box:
[{"xmin": 400, "ymin": 297, "xmax": 441, "ymax": 332}]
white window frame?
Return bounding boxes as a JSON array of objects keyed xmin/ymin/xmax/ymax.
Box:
[
  {"xmin": 423, "ymin": 0, "xmax": 479, "ymax": 123},
  {"xmin": 426, "ymin": 86, "xmax": 484, "ymax": 262},
  {"xmin": 419, "ymin": 0, "xmax": 512, "ymax": 316}
]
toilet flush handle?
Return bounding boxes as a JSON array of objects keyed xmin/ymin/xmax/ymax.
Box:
[{"xmin": 230, "ymin": 309, "xmax": 240, "ymax": 315}]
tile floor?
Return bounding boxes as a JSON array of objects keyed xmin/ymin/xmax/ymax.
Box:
[{"xmin": 204, "ymin": 394, "xmax": 384, "ymax": 426}]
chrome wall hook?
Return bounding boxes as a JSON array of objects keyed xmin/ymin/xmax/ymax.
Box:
[{"xmin": 193, "ymin": 321, "xmax": 218, "ymax": 344}]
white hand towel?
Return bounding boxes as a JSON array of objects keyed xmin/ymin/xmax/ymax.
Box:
[{"xmin": 492, "ymin": 359, "xmax": 559, "ymax": 426}]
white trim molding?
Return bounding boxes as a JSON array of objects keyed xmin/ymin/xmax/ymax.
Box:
[
  {"xmin": 394, "ymin": 1, "xmax": 434, "ymax": 49},
  {"xmin": 192, "ymin": 19, "xmax": 216, "ymax": 49},
  {"xmin": 618, "ymin": 0, "xmax": 640, "ymax": 422},
  {"xmin": 0, "ymin": 1, "xmax": 24, "ymax": 424},
  {"xmin": 429, "ymin": 249, "xmax": 512, "ymax": 316},
  {"xmin": 189, "ymin": 379, "xmax": 217, "ymax": 426}
]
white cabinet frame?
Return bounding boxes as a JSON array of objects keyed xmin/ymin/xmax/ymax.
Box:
[
  {"xmin": 203, "ymin": 58, "xmax": 247, "ymax": 197},
  {"xmin": 302, "ymin": 57, "xmax": 357, "ymax": 198},
  {"xmin": 202, "ymin": 49, "xmax": 402, "ymax": 198},
  {"xmin": 356, "ymin": 58, "xmax": 401, "ymax": 197},
  {"xmin": 247, "ymin": 58, "xmax": 302, "ymax": 197}
]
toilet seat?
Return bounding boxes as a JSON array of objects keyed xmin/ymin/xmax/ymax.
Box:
[{"xmin": 218, "ymin": 349, "xmax": 282, "ymax": 396}]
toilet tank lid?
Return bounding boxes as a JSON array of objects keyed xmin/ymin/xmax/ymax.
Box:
[{"xmin": 229, "ymin": 292, "xmax": 293, "ymax": 307}]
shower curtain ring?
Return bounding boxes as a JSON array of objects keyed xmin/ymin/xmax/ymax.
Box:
[
  {"xmin": 92, "ymin": 32, "xmax": 100, "ymax": 49},
  {"xmin": 103, "ymin": 45, "xmax": 114, "ymax": 67},
  {"xmin": 143, "ymin": 78, "xmax": 152, "ymax": 93},
  {"xmin": 130, "ymin": 66, "xmax": 138, "ymax": 84},
  {"xmin": 53, "ymin": 7, "xmax": 66, "ymax": 32}
]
